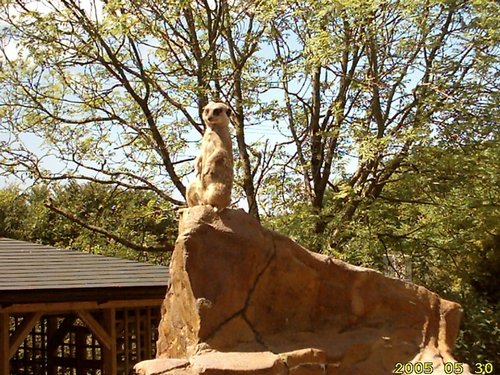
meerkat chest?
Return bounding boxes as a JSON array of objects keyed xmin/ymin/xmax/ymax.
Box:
[{"xmin": 201, "ymin": 128, "xmax": 231, "ymax": 156}]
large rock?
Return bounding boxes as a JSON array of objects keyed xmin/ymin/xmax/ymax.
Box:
[{"xmin": 135, "ymin": 206, "xmax": 470, "ymax": 375}]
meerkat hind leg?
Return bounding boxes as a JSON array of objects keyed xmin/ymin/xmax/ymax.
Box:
[{"xmin": 186, "ymin": 180, "xmax": 202, "ymax": 207}]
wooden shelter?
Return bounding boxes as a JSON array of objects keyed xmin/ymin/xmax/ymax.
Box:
[{"xmin": 0, "ymin": 238, "xmax": 169, "ymax": 375}]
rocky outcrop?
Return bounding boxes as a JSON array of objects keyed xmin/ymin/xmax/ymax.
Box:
[{"xmin": 135, "ymin": 206, "xmax": 470, "ymax": 375}]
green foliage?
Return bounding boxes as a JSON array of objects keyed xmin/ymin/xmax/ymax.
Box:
[
  {"xmin": 0, "ymin": 182, "xmax": 175, "ymax": 264},
  {"xmin": 457, "ymin": 298, "xmax": 499, "ymax": 367},
  {"xmin": 268, "ymin": 138, "xmax": 500, "ymax": 364},
  {"xmin": 0, "ymin": 186, "xmax": 28, "ymax": 238},
  {"xmin": 0, "ymin": 0, "xmax": 498, "ymax": 366}
]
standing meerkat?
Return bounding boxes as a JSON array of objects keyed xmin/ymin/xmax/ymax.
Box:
[{"xmin": 186, "ymin": 102, "xmax": 233, "ymax": 212}]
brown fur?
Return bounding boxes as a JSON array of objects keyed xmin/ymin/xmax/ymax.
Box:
[{"xmin": 186, "ymin": 102, "xmax": 233, "ymax": 212}]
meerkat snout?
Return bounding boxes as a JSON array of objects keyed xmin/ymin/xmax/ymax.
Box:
[{"xmin": 203, "ymin": 102, "xmax": 232, "ymax": 126}]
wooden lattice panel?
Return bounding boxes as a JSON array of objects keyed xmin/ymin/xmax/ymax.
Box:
[
  {"xmin": 116, "ymin": 307, "xmax": 160, "ymax": 375},
  {"xmin": 8, "ymin": 307, "xmax": 160, "ymax": 375},
  {"xmin": 10, "ymin": 314, "xmax": 48, "ymax": 374}
]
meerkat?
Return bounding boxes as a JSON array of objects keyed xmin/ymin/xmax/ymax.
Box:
[{"xmin": 186, "ymin": 102, "xmax": 233, "ymax": 212}]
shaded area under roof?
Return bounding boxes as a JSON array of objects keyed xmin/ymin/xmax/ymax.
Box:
[{"xmin": 0, "ymin": 238, "xmax": 169, "ymax": 305}]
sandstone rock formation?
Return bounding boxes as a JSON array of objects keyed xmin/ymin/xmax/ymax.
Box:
[{"xmin": 135, "ymin": 206, "xmax": 471, "ymax": 375}]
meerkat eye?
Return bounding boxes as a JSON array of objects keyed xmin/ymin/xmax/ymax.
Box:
[{"xmin": 213, "ymin": 108, "xmax": 222, "ymax": 116}]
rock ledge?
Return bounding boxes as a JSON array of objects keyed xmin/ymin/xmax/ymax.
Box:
[{"xmin": 135, "ymin": 207, "xmax": 470, "ymax": 375}]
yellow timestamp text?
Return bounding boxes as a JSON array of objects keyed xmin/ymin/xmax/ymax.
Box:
[{"xmin": 393, "ymin": 361, "xmax": 494, "ymax": 374}]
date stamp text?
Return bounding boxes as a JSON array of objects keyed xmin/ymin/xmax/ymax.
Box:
[{"xmin": 393, "ymin": 361, "xmax": 494, "ymax": 374}]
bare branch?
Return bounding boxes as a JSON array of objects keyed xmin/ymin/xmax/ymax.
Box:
[{"xmin": 45, "ymin": 198, "xmax": 174, "ymax": 253}]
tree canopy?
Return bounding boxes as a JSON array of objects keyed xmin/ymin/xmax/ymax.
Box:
[
  {"xmin": 0, "ymin": 182, "xmax": 175, "ymax": 263},
  {"xmin": 0, "ymin": 0, "xmax": 498, "ymax": 365}
]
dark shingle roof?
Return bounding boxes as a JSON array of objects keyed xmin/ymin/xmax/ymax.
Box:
[{"xmin": 0, "ymin": 237, "xmax": 169, "ymax": 304}]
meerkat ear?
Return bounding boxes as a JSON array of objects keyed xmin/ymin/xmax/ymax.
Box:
[{"xmin": 225, "ymin": 106, "xmax": 234, "ymax": 117}]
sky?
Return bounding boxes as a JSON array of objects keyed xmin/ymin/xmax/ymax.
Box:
[
  {"xmin": 0, "ymin": 1, "xmax": 286, "ymax": 187},
  {"xmin": 0, "ymin": 0, "xmax": 363, "ymax": 199}
]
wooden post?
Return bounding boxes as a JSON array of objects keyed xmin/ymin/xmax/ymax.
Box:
[
  {"xmin": 135, "ymin": 309, "xmax": 142, "ymax": 359},
  {"xmin": 47, "ymin": 317, "xmax": 58, "ymax": 375},
  {"xmin": 103, "ymin": 309, "xmax": 116, "ymax": 375},
  {"xmin": 124, "ymin": 310, "xmax": 129, "ymax": 372},
  {"xmin": 145, "ymin": 308, "xmax": 152, "ymax": 359},
  {"xmin": 0, "ymin": 313, "xmax": 10, "ymax": 375},
  {"xmin": 76, "ymin": 326, "xmax": 86, "ymax": 375}
]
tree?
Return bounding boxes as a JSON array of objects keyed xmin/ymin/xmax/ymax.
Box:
[
  {"xmin": 1, "ymin": 0, "xmax": 497, "ymax": 251},
  {"xmin": 0, "ymin": 0, "xmax": 267, "ymax": 226},
  {"xmin": 0, "ymin": 182, "xmax": 175, "ymax": 263},
  {"xmin": 0, "ymin": 185, "xmax": 28, "ymax": 238},
  {"xmin": 354, "ymin": 140, "xmax": 500, "ymax": 365},
  {"xmin": 0, "ymin": 0, "xmax": 497, "ymax": 364},
  {"xmin": 260, "ymin": 0, "xmax": 498, "ymax": 249}
]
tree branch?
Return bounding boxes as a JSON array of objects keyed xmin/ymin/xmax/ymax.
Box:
[{"xmin": 45, "ymin": 199, "xmax": 174, "ymax": 253}]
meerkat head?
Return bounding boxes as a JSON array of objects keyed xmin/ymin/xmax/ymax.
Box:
[{"xmin": 202, "ymin": 102, "xmax": 232, "ymax": 128}]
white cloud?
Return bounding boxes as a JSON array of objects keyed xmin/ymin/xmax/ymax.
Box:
[
  {"xmin": 0, "ymin": 0, "xmax": 104, "ymax": 60},
  {"xmin": 2, "ymin": 40, "xmax": 19, "ymax": 60},
  {"xmin": 207, "ymin": 0, "xmax": 217, "ymax": 11},
  {"xmin": 24, "ymin": 0, "xmax": 54, "ymax": 14},
  {"xmin": 78, "ymin": 0, "xmax": 104, "ymax": 22}
]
